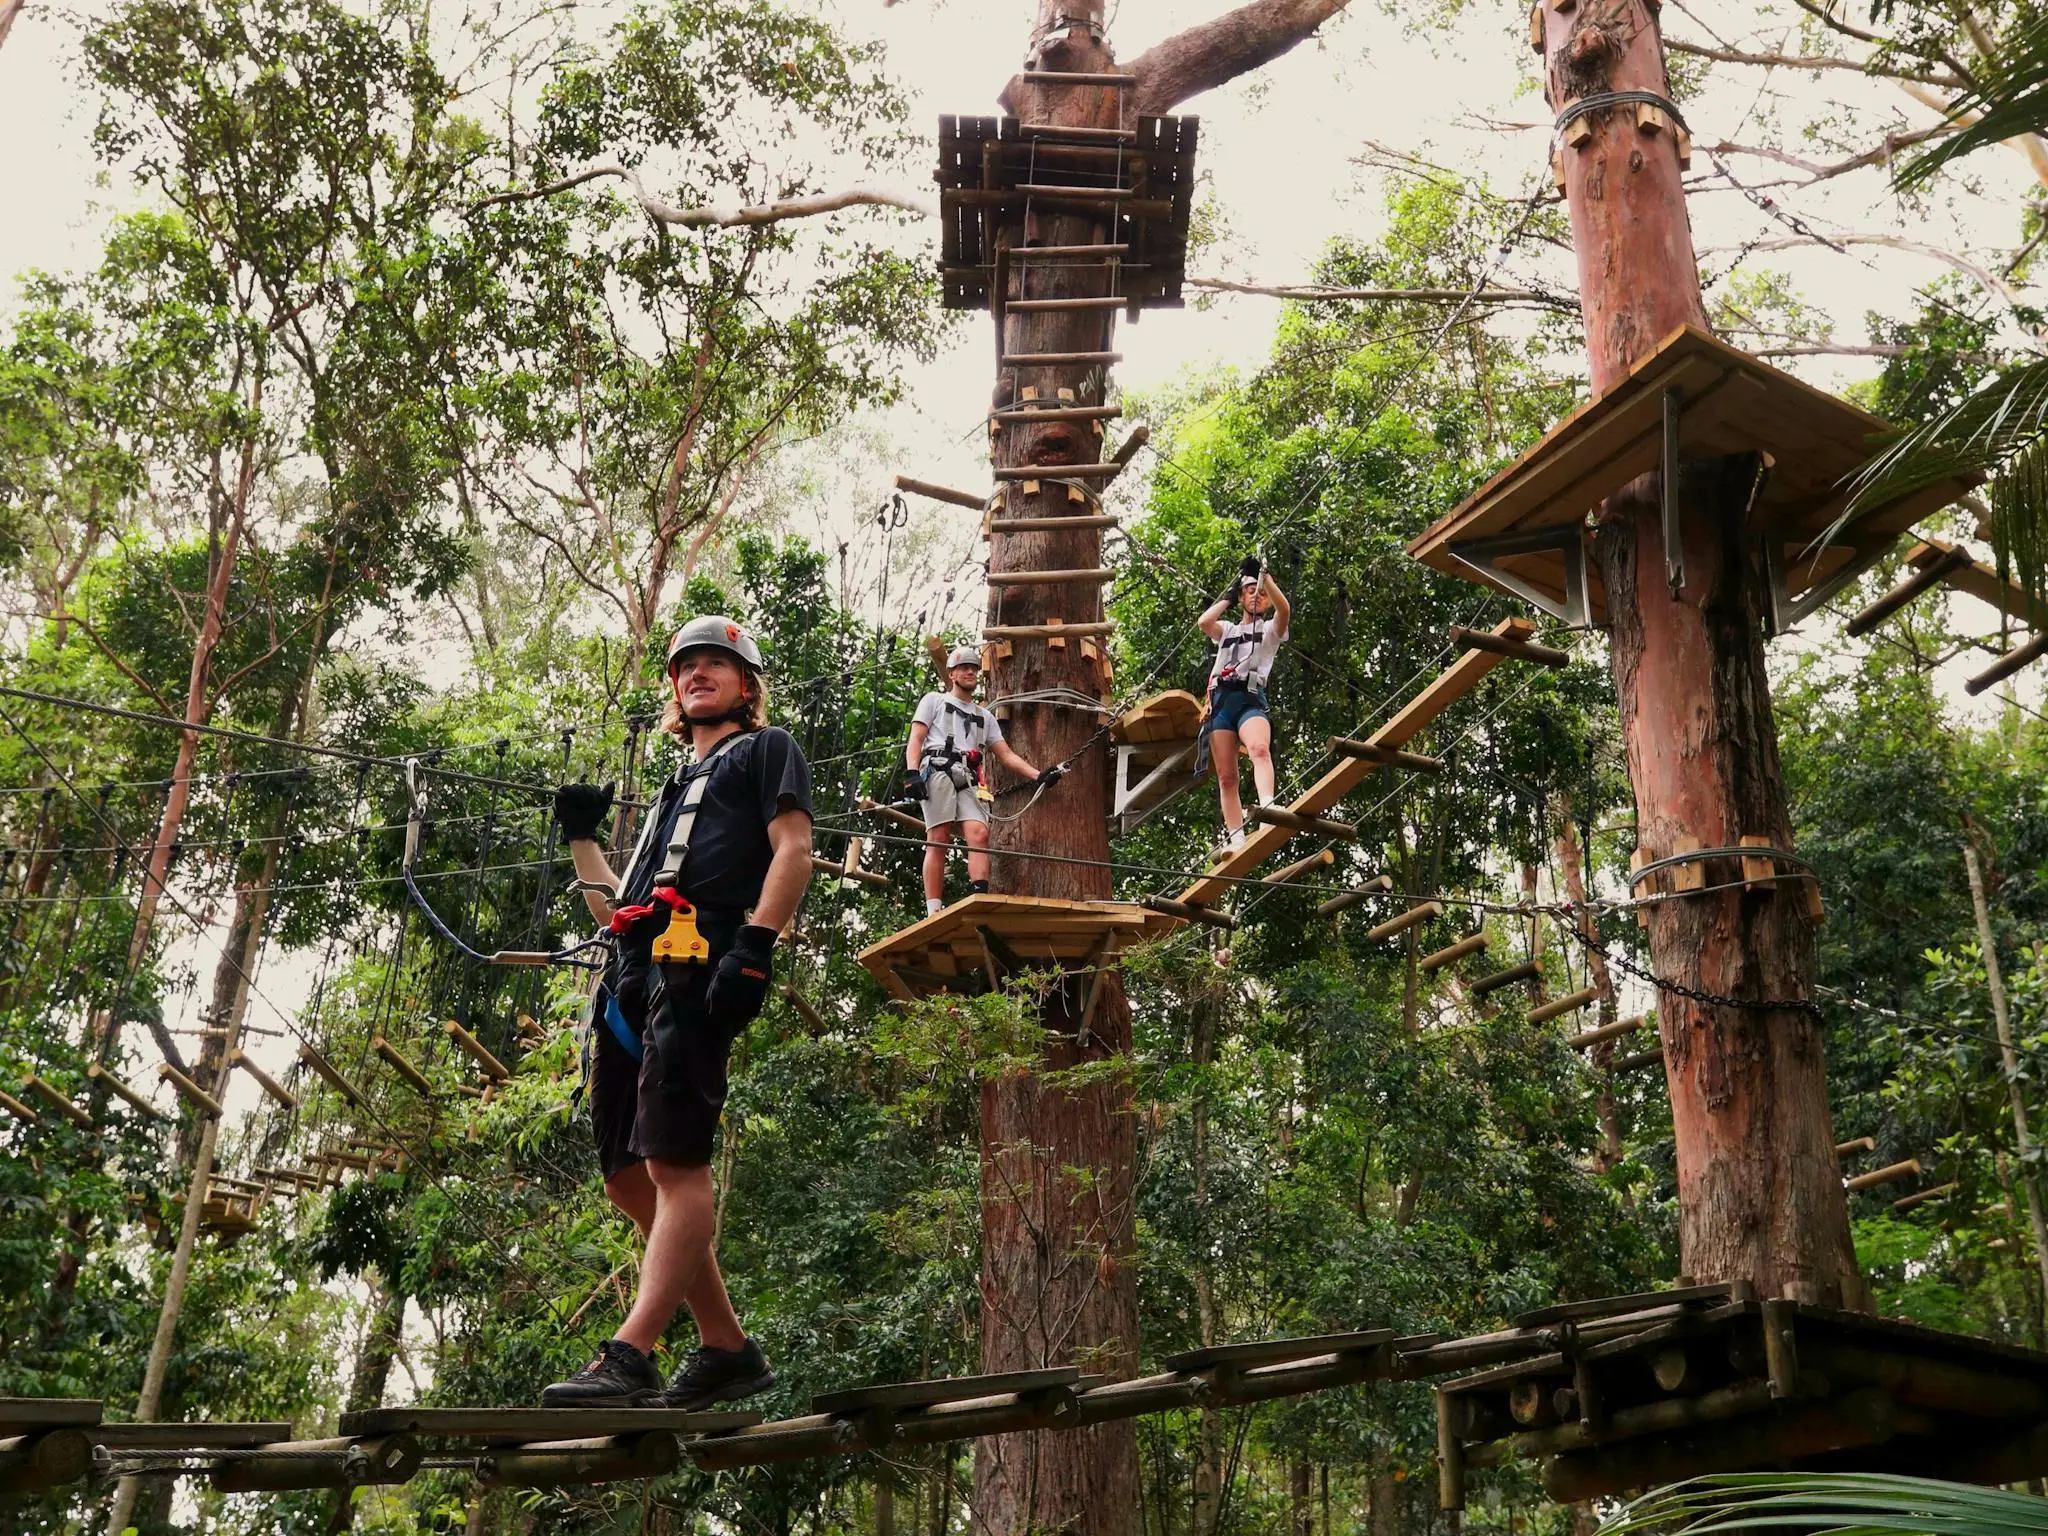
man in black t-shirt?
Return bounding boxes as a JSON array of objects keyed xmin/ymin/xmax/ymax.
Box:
[{"xmin": 545, "ymin": 615, "xmax": 813, "ymax": 1411}]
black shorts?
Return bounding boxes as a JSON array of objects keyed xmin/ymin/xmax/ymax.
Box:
[
  {"xmin": 591, "ymin": 966, "xmax": 650, "ymax": 1182},
  {"xmin": 629, "ymin": 958, "xmax": 743, "ymax": 1168}
]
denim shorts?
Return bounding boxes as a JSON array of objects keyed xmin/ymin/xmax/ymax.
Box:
[{"xmin": 1208, "ymin": 687, "xmax": 1269, "ymax": 735}]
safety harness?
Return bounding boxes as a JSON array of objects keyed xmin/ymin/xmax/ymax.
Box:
[
  {"xmin": 605, "ymin": 728, "xmax": 752, "ymax": 967},
  {"xmin": 1211, "ymin": 617, "xmax": 1271, "ymax": 695}
]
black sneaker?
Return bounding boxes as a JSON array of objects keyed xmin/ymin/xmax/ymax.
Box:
[
  {"xmin": 540, "ymin": 1338, "xmax": 663, "ymax": 1408},
  {"xmin": 661, "ymin": 1338, "xmax": 776, "ymax": 1410}
]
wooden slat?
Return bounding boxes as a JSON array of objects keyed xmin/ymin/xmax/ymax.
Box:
[
  {"xmin": 339, "ymin": 1406, "xmax": 760, "ymax": 1441},
  {"xmin": 0, "ymin": 1400, "xmax": 101, "ymax": 1430},
  {"xmin": 1173, "ymin": 618, "xmax": 1534, "ymax": 907},
  {"xmin": 1164, "ymin": 1330, "xmax": 1394, "ymax": 1374},
  {"xmin": 814, "ymin": 1368, "xmax": 1078, "ymax": 1415},
  {"xmin": 1910, "ymin": 538, "xmax": 2048, "ymax": 630}
]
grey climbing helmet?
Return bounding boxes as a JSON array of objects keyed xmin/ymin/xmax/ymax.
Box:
[{"xmin": 666, "ymin": 615, "xmax": 767, "ymax": 675}]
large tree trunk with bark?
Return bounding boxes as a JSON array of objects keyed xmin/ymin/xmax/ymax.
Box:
[{"xmin": 1543, "ymin": 0, "xmax": 1859, "ymax": 1303}]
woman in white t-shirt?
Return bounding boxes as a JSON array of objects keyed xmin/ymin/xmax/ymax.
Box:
[{"xmin": 1197, "ymin": 560, "xmax": 1291, "ymax": 855}]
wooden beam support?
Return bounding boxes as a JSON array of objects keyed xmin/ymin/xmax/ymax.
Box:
[
  {"xmin": 1448, "ymin": 625, "xmax": 1570, "ymax": 667},
  {"xmin": 1845, "ymin": 543, "xmax": 1972, "ymax": 636},
  {"xmin": 1007, "ymin": 297, "xmax": 1127, "ymax": 313},
  {"xmin": 1834, "ymin": 1136, "xmax": 1875, "ymax": 1157},
  {"xmin": 1019, "ymin": 69, "xmax": 1135, "ymax": 85},
  {"xmin": 1003, "ymin": 351, "xmax": 1124, "ymax": 366},
  {"xmin": 298, "ymin": 1042, "xmax": 365, "ymax": 1107},
  {"xmin": 985, "ymin": 622, "xmax": 1116, "ymax": 640},
  {"xmin": 22, "ymin": 1076, "xmax": 91, "ymax": 1129},
  {"xmin": 859, "ymin": 798, "xmax": 928, "ymax": 835},
  {"xmin": 1610, "ymin": 1045, "xmax": 1665, "ymax": 1072},
  {"xmin": 1845, "ymin": 1158, "xmax": 1922, "ymax": 1192},
  {"xmin": 227, "ymin": 1050, "xmax": 300, "ymax": 1111},
  {"xmin": 158, "ymin": 1062, "xmax": 223, "ymax": 1119},
  {"xmin": 1966, "ymin": 629, "xmax": 2048, "ymax": 695},
  {"xmin": 782, "ymin": 986, "xmax": 828, "ymax": 1035},
  {"xmin": 1316, "ymin": 875, "xmax": 1392, "ymax": 917},
  {"xmin": 1018, "ymin": 122, "xmax": 1138, "ymax": 142},
  {"xmin": 1528, "ymin": 986, "xmax": 1601, "ymax": 1025},
  {"xmin": 86, "ymin": 1062, "xmax": 167, "ymax": 1120},
  {"xmin": 442, "ymin": 1020, "xmax": 510, "ymax": 1082},
  {"xmin": 372, "ymin": 1037, "xmax": 436, "ymax": 1099},
  {"xmin": 985, "ymin": 567, "xmax": 1115, "ymax": 585},
  {"xmin": 1469, "ymin": 960, "xmax": 1541, "ymax": 998},
  {"xmin": 1246, "ymin": 804, "xmax": 1357, "ymax": 841},
  {"xmin": 212, "ymin": 1435, "xmax": 421, "ymax": 1493},
  {"xmin": 1568, "ymin": 1015, "xmax": 1645, "ymax": 1050},
  {"xmin": 478, "ymin": 1429, "xmax": 681, "ymax": 1490},
  {"xmin": 1419, "ymin": 933, "xmax": 1489, "ymax": 972},
  {"xmin": 1140, "ymin": 895, "xmax": 1236, "ymax": 930},
  {"xmin": 1260, "ymin": 847, "xmax": 1334, "ymax": 886},
  {"xmin": 812, "ymin": 854, "xmax": 891, "ymax": 889},
  {"xmin": 991, "ymin": 405, "xmax": 1123, "ymax": 426},
  {"xmin": 0, "ymin": 1088, "xmax": 40, "ymax": 1124},
  {"xmin": 1111, "ymin": 423, "xmax": 1151, "ymax": 470},
  {"xmin": 991, "ymin": 465, "xmax": 1122, "ymax": 482},
  {"xmin": 894, "ymin": 475, "xmax": 985, "ymax": 511},
  {"xmin": 1326, "ymin": 738, "xmax": 1443, "ymax": 773},
  {"xmin": 1366, "ymin": 901, "xmax": 1443, "ymax": 942},
  {"xmin": 1892, "ymin": 1180, "xmax": 1959, "ymax": 1211},
  {"xmin": 988, "ymin": 514, "xmax": 1120, "ymax": 534},
  {"xmin": 1011, "ymin": 243, "xmax": 1130, "ymax": 259}
]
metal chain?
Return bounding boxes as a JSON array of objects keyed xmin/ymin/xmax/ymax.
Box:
[{"xmin": 1566, "ymin": 905, "xmax": 1824, "ymax": 1016}]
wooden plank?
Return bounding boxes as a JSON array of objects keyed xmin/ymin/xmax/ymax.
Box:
[
  {"xmin": 1174, "ymin": 619, "xmax": 1533, "ymax": 907},
  {"xmin": 1909, "ymin": 538, "xmax": 2048, "ymax": 629},
  {"xmin": 1163, "ymin": 1331, "xmax": 1395, "ymax": 1374},
  {"xmin": 1512, "ymin": 1283, "xmax": 1735, "ymax": 1328},
  {"xmin": 339, "ymin": 1406, "xmax": 761, "ymax": 1441},
  {"xmin": 814, "ymin": 1367, "xmax": 1078, "ymax": 1415},
  {"xmin": 0, "ymin": 1400, "xmax": 101, "ymax": 1430},
  {"xmin": 1529, "ymin": 986, "xmax": 1600, "ymax": 1024},
  {"xmin": 91, "ymin": 1422, "xmax": 292, "ymax": 1449}
]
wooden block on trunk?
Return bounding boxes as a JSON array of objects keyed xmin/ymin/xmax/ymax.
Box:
[
  {"xmin": 1739, "ymin": 835, "xmax": 1776, "ymax": 889},
  {"xmin": 1669, "ymin": 836, "xmax": 1704, "ymax": 893},
  {"xmin": 1629, "ymin": 849, "xmax": 1652, "ymax": 927}
]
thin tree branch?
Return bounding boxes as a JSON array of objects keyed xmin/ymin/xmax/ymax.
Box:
[
  {"xmin": 1666, "ymin": 35, "xmax": 1966, "ymax": 88},
  {"xmin": 1706, "ymin": 232, "xmax": 2029, "ymax": 310},
  {"xmin": 1187, "ymin": 275, "xmax": 1579, "ymax": 309},
  {"xmin": 469, "ymin": 163, "xmax": 932, "ymax": 226},
  {"xmin": 56, "ymin": 609, "xmax": 177, "ymax": 715},
  {"xmin": 1705, "ymin": 123, "xmax": 1957, "ymax": 183}
]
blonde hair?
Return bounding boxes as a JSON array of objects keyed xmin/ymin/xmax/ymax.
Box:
[{"xmin": 662, "ymin": 669, "xmax": 769, "ymax": 737}]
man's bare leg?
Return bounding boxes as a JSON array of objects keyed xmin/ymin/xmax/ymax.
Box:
[
  {"xmin": 604, "ymin": 1162, "xmax": 655, "ymax": 1239},
  {"xmin": 923, "ymin": 822, "xmax": 955, "ymax": 906},
  {"xmin": 1212, "ymin": 728, "xmax": 1244, "ymax": 833},
  {"xmin": 615, "ymin": 1160, "xmax": 743, "ymax": 1354},
  {"xmin": 963, "ymin": 818, "xmax": 991, "ymax": 884},
  {"xmin": 1241, "ymin": 714, "xmax": 1277, "ymax": 806}
]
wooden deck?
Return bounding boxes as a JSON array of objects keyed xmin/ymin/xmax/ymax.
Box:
[{"xmin": 854, "ymin": 893, "xmax": 1179, "ymax": 1002}]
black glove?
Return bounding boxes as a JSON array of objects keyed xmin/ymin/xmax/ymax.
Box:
[
  {"xmin": 706, "ymin": 924, "xmax": 777, "ymax": 1028},
  {"xmin": 904, "ymin": 765, "xmax": 930, "ymax": 801},
  {"xmin": 1037, "ymin": 763, "xmax": 1067, "ymax": 788},
  {"xmin": 1240, "ymin": 556, "xmax": 1262, "ymax": 583},
  {"xmin": 554, "ymin": 781, "xmax": 616, "ymax": 842}
]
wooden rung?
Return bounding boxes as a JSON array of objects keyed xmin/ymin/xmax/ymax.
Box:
[
  {"xmin": 1246, "ymin": 804, "xmax": 1357, "ymax": 841},
  {"xmin": 1019, "ymin": 70, "xmax": 1136, "ymax": 86},
  {"xmin": 1262, "ymin": 847, "xmax": 1335, "ymax": 886},
  {"xmin": 1366, "ymin": 901, "xmax": 1442, "ymax": 942},
  {"xmin": 1469, "ymin": 960, "xmax": 1541, "ymax": 997},
  {"xmin": 987, "ymin": 515, "xmax": 1121, "ymax": 534},
  {"xmin": 158, "ymin": 1062, "xmax": 223, "ymax": 1119},
  {"xmin": 991, "ymin": 405, "xmax": 1123, "ymax": 426},
  {"xmin": 812, "ymin": 854, "xmax": 891, "ymax": 889},
  {"xmin": 985, "ymin": 622, "xmax": 1116, "ymax": 640},
  {"xmin": 1317, "ymin": 875, "xmax": 1392, "ymax": 917},
  {"xmin": 1568, "ymin": 1015, "xmax": 1646, "ymax": 1050},
  {"xmin": 894, "ymin": 475, "xmax": 985, "ymax": 511},
  {"xmin": 986, "ymin": 567, "xmax": 1114, "ymax": 586},
  {"xmin": 992, "ymin": 464, "xmax": 1122, "ymax": 482},
  {"xmin": 1013, "ymin": 244, "xmax": 1130, "ymax": 259},
  {"xmin": 1004, "ymin": 351, "xmax": 1124, "ymax": 366},
  {"xmin": 1141, "ymin": 895, "xmax": 1236, "ymax": 930},
  {"xmin": 0, "ymin": 1087, "xmax": 41, "ymax": 1124},
  {"xmin": 1893, "ymin": 1180, "xmax": 1960, "ymax": 1211},
  {"xmin": 1610, "ymin": 1045, "xmax": 1665, "ymax": 1072},
  {"xmin": 1449, "ymin": 626, "xmax": 1570, "ymax": 667},
  {"xmin": 1529, "ymin": 986, "xmax": 1601, "ymax": 1024},
  {"xmin": 1019, "ymin": 122, "xmax": 1138, "ymax": 142},
  {"xmin": 1007, "ymin": 297, "xmax": 1127, "ymax": 313},
  {"xmin": 783, "ymin": 986, "xmax": 828, "ymax": 1034},
  {"xmin": 1419, "ymin": 934, "xmax": 1489, "ymax": 972},
  {"xmin": 1845, "ymin": 1158, "xmax": 1922, "ymax": 1192},
  {"xmin": 1845, "ymin": 545, "xmax": 1971, "ymax": 636},
  {"xmin": 298, "ymin": 1042, "xmax": 365, "ymax": 1106},
  {"xmin": 1835, "ymin": 1136, "xmax": 1876, "ymax": 1157},
  {"xmin": 87, "ymin": 1062, "xmax": 167, "ymax": 1120},
  {"xmin": 1327, "ymin": 738, "xmax": 1443, "ymax": 773},
  {"xmin": 228, "ymin": 1049, "xmax": 300, "ymax": 1111},
  {"xmin": 442, "ymin": 1020, "xmax": 510, "ymax": 1082},
  {"xmin": 372, "ymin": 1038, "xmax": 435, "ymax": 1098},
  {"xmin": 23, "ymin": 1075, "xmax": 93, "ymax": 1128},
  {"xmin": 859, "ymin": 798, "xmax": 927, "ymax": 834},
  {"xmin": 1965, "ymin": 629, "xmax": 2048, "ymax": 696}
]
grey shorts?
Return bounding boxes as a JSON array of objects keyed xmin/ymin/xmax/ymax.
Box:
[{"xmin": 920, "ymin": 765, "xmax": 988, "ymax": 829}]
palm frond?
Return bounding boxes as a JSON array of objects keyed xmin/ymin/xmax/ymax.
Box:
[
  {"xmin": 1898, "ymin": 17, "xmax": 2048, "ymax": 189},
  {"xmin": 1838, "ymin": 357, "xmax": 2048, "ymax": 613},
  {"xmin": 1601, "ymin": 1473, "xmax": 2048, "ymax": 1536}
]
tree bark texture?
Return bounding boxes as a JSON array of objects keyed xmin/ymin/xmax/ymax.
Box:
[
  {"xmin": 1545, "ymin": 0, "xmax": 1860, "ymax": 1304},
  {"xmin": 978, "ymin": 12, "xmax": 1140, "ymax": 1534},
  {"xmin": 1551, "ymin": 801, "xmax": 1622, "ymax": 1169}
]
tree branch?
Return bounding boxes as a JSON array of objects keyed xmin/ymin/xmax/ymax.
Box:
[
  {"xmin": 1125, "ymin": 0, "xmax": 1355, "ymax": 115},
  {"xmin": 1187, "ymin": 275, "xmax": 1578, "ymax": 309},
  {"xmin": 1666, "ymin": 35, "xmax": 1966, "ymax": 88},
  {"xmin": 469, "ymin": 163, "xmax": 932, "ymax": 227},
  {"xmin": 1705, "ymin": 123, "xmax": 1956, "ymax": 183},
  {"xmin": 1705, "ymin": 233, "xmax": 2029, "ymax": 312}
]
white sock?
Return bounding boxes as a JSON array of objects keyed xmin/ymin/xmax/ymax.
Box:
[
  {"xmin": 1259, "ymin": 792, "xmax": 1279, "ymax": 808},
  {"xmin": 927, "ymin": 898, "xmax": 945, "ymax": 916}
]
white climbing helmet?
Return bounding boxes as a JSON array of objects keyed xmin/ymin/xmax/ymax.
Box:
[
  {"xmin": 946, "ymin": 644, "xmax": 982, "ymax": 671},
  {"xmin": 666, "ymin": 615, "xmax": 766, "ymax": 675}
]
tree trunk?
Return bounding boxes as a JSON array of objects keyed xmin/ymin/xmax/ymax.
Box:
[
  {"xmin": 976, "ymin": 12, "xmax": 1140, "ymax": 1536},
  {"xmin": 1551, "ymin": 800, "xmax": 1622, "ymax": 1169},
  {"xmin": 1191, "ymin": 979, "xmax": 1225, "ymax": 1536},
  {"xmin": 1291, "ymin": 1459, "xmax": 1313, "ymax": 1536},
  {"xmin": 1544, "ymin": 0, "xmax": 1859, "ymax": 1305},
  {"xmin": 345, "ymin": 1280, "xmax": 407, "ymax": 1418}
]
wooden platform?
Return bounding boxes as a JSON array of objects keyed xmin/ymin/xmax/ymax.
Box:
[
  {"xmin": 338, "ymin": 1406, "xmax": 761, "ymax": 1442},
  {"xmin": 1110, "ymin": 689, "xmax": 1203, "ymax": 835},
  {"xmin": 1440, "ymin": 1294, "xmax": 2048, "ymax": 1504},
  {"xmin": 937, "ymin": 115, "xmax": 1199, "ymax": 314},
  {"xmin": 1407, "ymin": 326, "xmax": 1980, "ymax": 624},
  {"xmin": 1172, "ymin": 617, "xmax": 1537, "ymax": 909},
  {"xmin": 856, "ymin": 894, "xmax": 1179, "ymax": 1002}
]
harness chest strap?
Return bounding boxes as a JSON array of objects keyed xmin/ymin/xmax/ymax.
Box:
[{"xmin": 609, "ymin": 730, "xmax": 751, "ymax": 964}]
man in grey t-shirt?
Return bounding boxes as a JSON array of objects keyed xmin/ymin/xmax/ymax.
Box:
[{"xmin": 905, "ymin": 645, "xmax": 1062, "ymax": 915}]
